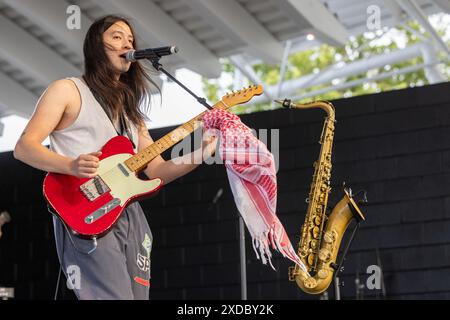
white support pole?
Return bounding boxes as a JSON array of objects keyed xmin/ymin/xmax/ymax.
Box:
[
  {"xmin": 434, "ymin": 0, "xmax": 450, "ymax": 14},
  {"xmin": 397, "ymin": 0, "xmax": 450, "ymax": 56},
  {"xmin": 290, "ymin": 62, "xmax": 439, "ymax": 101},
  {"xmin": 246, "ymin": 43, "xmax": 425, "ymax": 105},
  {"xmin": 420, "ymin": 42, "xmax": 447, "ymax": 83},
  {"xmin": 273, "ymin": 40, "xmax": 293, "ymax": 108},
  {"xmin": 229, "ymin": 55, "xmax": 273, "ymax": 101}
]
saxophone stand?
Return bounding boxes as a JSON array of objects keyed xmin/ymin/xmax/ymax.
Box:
[
  {"xmin": 238, "ymin": 215, "xmax": 248, "ymax": 300},
  {"xmin": 375, "ymin": 247, "xmax": 387, "ymax": 299},
  {"xmin": 331, "ymin": 187, "xmax": 367, "ymax": 300},
  {"xmin": 355, "ymin": 253, "xmax": 365, "ymax": 300},
  {"xmin": 331, "ymin": 220, "xmax": 362, "ymax": 300}
]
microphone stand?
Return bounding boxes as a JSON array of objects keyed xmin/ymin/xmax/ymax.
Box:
[
  {"xmin": 238, "ymin": 214, "xmax": 247, "ymax": 300},
  {"xmin": 375, "ymin": 248, "xmax": 387, "ymax": 299},
  {"xmin": 148, "ymin": 54, "xmax": 250, "ymax": 300},
  {"xmin": 147, "ymin": 53, "xmax": 213, "ymax": 111}
]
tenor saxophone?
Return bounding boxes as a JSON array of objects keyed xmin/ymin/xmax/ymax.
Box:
[{"xmin": 275, "ymin": 99, "xmax": 365, "ymax": 294}]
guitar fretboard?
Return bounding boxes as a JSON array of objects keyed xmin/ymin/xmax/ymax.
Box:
[{"xmin": 124, "ymin": 101, "xmax": 226, "ymax": 173}]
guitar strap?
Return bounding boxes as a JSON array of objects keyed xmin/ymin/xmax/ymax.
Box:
[
  {"xmin": 90, "ymin": 88, "xmax": 137, "ymax": 150},
  {"xmin": 116, "ymin": 112, "xmax": 137, "ymax": 150}
]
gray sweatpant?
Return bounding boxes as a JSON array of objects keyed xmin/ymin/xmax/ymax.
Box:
[{"xmin": 53, "ymin": 202, "xmax": 153, "ymax": 300}]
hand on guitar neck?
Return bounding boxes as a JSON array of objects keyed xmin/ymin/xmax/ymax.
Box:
[
  {"xmin": 0, "ymin": 211, "xmax": 11, "ymax": 239},
  {"xmin": 42, "ymin": 85, "xmax": 264, "ymax": 238}
]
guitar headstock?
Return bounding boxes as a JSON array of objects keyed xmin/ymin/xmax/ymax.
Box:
[{"xmin": 221, "ymin": 85, "xmax": 263, "ymax": 108}]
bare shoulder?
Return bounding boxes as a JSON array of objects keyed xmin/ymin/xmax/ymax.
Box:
[
  {"xmin": 42, "ymin": 78, "xmax": 82, "ymax": 115},
  {"xmin": 46, "ymin": 78, "xmax": 79, "ymax": 99},
  {"xmin": 17, "ymin": 78, "xmax": 81, "ymax": 142}
]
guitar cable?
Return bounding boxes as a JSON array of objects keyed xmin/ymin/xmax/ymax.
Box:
[
  {"xmin": 53, "ymin": 216, "xmax": 64, "ymax": 301},
  {"xmin": 49, "ymin": 205, "xmax": 98, "ymax": 300}
]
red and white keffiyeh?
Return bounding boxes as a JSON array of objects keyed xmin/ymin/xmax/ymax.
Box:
[{"xmin": 202, "ymin": 108, "xmax": 308, "ymax": 272}]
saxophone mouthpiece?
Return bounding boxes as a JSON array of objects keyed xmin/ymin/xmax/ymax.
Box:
[{"xmin": 274, "ymin": 99, "xmax": 292, "ymax": 109}]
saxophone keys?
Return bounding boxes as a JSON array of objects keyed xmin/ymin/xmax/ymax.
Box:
[
  {"xmin": 303, "ymin": 277, "xmax": 317, "ymax": 289},
  {"xmin": 314, "ymin": 216, "xmax": 322, "ymax": 225},
  {"xmin": 311, "ymin": 226, "xmax": 320, "ymax": 239},
  {"xmin": 319, "ymin": 249, "xmax": 331, "ymax": 262},
  {"xmin": 323, "ymin": 231, "xmax": 334, "ymax": 244},
  {"xmin": 307, "ymin": 253, "xmax": 315, "ymax": 266},
  {"xmin": 318, "ymin": 269, "xmax": 329, "ymax": 279},
  {"xmin": 299, "ymin": 248, "xmax": 309, "ymax": 258}
]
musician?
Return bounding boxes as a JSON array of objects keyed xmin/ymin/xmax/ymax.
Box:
[{"xmin": 13, "ymin": 15, "xmax": 217, "ymax": 300}]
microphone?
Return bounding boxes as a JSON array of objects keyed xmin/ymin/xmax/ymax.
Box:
[{"xmin": 124, "ymin": 46, "xmax": 178, "ymax": 61}]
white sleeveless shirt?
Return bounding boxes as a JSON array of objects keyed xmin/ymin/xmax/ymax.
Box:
[{"xmin": 49, "ymin": 77, "xmax": 139, "ymax": 158}]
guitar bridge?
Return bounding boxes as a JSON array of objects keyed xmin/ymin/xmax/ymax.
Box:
[
  {"xmin": 80, "ymin": 176, "xmax": 110, "ymax": 201},
  {"xmin": 85, "ymin": 198, "xmax": 121, "ymax": 224}
]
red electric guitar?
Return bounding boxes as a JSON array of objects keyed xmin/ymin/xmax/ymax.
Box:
[{"xmin": 43, "ymin": 85, "xmax": 263, "ymax": 239}]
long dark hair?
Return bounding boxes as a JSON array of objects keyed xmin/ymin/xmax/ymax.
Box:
[{"xmin": 82, "ymin": 15, "xmax": 159, "ymax": 128}]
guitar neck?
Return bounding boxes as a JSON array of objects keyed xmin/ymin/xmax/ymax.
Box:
[{"xmin": 124, "ymin": 101, "xmax": 227, "ymax": 173}]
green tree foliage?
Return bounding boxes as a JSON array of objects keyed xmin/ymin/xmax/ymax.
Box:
[{"xmin": 202, "ymin": 17, "xmax": 449, "ymax": 114}]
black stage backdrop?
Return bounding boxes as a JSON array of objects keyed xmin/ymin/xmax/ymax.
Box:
[{"xmin": 0, "ymin": 81, "xmax": 449, "ymax": 300}]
